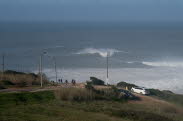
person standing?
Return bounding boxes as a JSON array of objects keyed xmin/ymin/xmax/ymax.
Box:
[{"xmin": 65, "ymin": 80, "xmax": 68, "ymax": 85}]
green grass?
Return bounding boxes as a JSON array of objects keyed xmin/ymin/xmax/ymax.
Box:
[
  {"xmin": 0, "ymin": 91, "xmax": 55, "ymax": 105},
  {"xmin": 0, "ymin": 102, "xmax": 132, "ymax": 121},
  {"xmin": 0, "ymin": 100, "xmax": 179, "ymax": 121},
  {"xmin": 148, "ymin": 89, "xmax": 183, "ymax": 106},
  {"xmin": 0, "ymin": 89, "xmax": 182, "ymax": 121},
  {"xmin": 0, "ymin": 91, "xmax": 130, "ymax": 121}
]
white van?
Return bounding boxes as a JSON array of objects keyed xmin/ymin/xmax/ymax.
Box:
[{"xmin": 131, "ymin": 87, "xmax": 149, "ymax": 95}]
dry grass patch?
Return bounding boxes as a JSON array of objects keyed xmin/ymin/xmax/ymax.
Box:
[{"xmin": 55, "ymin": 87, "xmax": 95, "ymax": 101}]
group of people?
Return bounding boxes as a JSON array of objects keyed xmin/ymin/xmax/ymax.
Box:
[{"xmin": 58, "ymin": 79, "xmax": 76, "ymax": 85}]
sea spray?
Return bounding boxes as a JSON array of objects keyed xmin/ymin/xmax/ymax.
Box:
[{"xmin": 75, "ymin": 48, "xmax": 127, "ymax": 57}]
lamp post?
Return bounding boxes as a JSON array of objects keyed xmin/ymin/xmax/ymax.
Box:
[
  {"xmin": 39, "ymin": 53, "xmax": 43, "ymax": 87},
  {"xmin": 53, "ymin": 56, "xmax": 58, "ymax": 83},
  {"xmin": 39, "ymin": 51, "xmax": 47, "ymax": 88},
  {"xmin": 1, "ymin": 53, "xmax": 5, "ymax": 81},
  {"xmin": 38, "ymin": 46, "xmax": 63, "ymax": 87},
  {"xmin": 42, "ymin": 51, "xmax": 58, "ymax": 83},
  {"xmin": 106, "ymin": 52, "xmax": 109, "ymax": 85}
]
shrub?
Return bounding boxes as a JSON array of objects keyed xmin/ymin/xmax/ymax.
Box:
[
  {"xmin": 90, "ymin": 77, "xmax": 105, "ymax": 85},
  {"xmin": 117, "ymin": 81, "xmax": 137, "ymax": 90},
  {"xmin": 16, "ymin": 80, "xmax": 27, "ymax": 87},
  {"xmin": 32, "ymin": 80, "xmax": 40, "ymax": 85},
  {"xmin": 0, "ymin": 84, "xmax": 6, "ymax": 89},
  {"xmin": 55, "ymin": 88, "xmax": 95, "ymax": 101},
  {"xmin": 101, "ymin": 87, "xmax": 122, "ymax": 101},
  {"xmin": 55, "ymin": 86, "xmax": 134, "ymax": 102},
  {"xmin": 0, "ymin": 70, "xmax": 50, "ymax": 87},
  {"xmin": 94, "ymin": 86, "xmax": 131, "ymax": 101},
  {"xmin": 2, "ymin": 80, "xmax": 15, "ymax": 85},
  {"xmin": 0, "ymin": 81, "xmax": 6, "ymax": 89},
  {"xmin": 85, "ymin": 81, "xmax": 94, "ymax": 90},
  {"xmin": 4, "ymin": 70, "xmax": 26, "ymax": 75}
]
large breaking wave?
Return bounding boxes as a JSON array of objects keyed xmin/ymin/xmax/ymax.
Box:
[
  {"xmin": 142, "ymin": 61, "xmax": 183, "ymax": 67},
  {"xmin": 75, "ymin": 48, "xmax": 127, "ymax": 57}
]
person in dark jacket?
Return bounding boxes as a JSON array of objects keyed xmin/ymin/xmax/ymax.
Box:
[{"xmin": 65, "ymin": 80, "xmax": 68, "ymax": 85}]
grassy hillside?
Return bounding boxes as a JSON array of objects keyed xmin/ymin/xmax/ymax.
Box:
[
  {"xmin": 148, "ymin": 89, "xmax": 183, "ymax": 106},
  {"xmin": 0, "ymin": 77, "xmax": 183, "ymax": 121},
  {"xmin": 0, "ymin": 70, "xmax": 49, "ymax": 88},
  {"xmin": 117, "ymin": 81, "xmax": 183, "ymax": 107},
  {"xmin": 0, "ymin": 87, "xmax": 182, "ymax": 121}
]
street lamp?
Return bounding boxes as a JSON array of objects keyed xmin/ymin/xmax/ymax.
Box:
[
  {"xmin": 1, "ymin": 53, "xmax": 5, "ymax": 81},
  {"xmin": 39, "ymin": 46, "xmax": 63, "ymax": 87},
  {"xmin": 106, "ymin": 52, "xmax": 109, "ymax": 85},
  {"xmin": 39, "ymin": 52, "xmax": 45, "ymax": 88},
  {"xmin": 42, "ymin": 51, "xmax": 58, "ymax": 83},
  {"xmin": 52, "ymin": 56, "xmax": 58, "ymax": 83}
]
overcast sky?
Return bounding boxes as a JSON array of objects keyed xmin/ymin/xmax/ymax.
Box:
[{"xmin": 0, "ymin": 0, "xmax": 183, "ymax": 22}]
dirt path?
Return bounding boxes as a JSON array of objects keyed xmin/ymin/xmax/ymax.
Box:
[{"xmin": 0, "ymin": 83, "xmax": 86, "ymax": 93}]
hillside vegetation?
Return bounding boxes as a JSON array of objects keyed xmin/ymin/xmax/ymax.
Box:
[
  {"xmin": 0, "ymin": 86, "xmax": 183, "ymax": 121},
  {"xmin": 0, "ymin": 70, "xmax": 49, "ymax": 88},
  {"xmin": 117, "ymin": 81, "xmax": 183, "ymax": 106},
  {"xmin": 148, "ymin": 89, "xmax": 183, "ymax": 106},
  {"xmin": 0, "ymin": 75, "xmax": 183, "ymax": 121}
]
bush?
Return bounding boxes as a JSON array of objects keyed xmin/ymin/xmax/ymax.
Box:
[
  {"xmin": 0, "ymin": 81, "xmax": 6, "ymax": 89},
  {"xmin": 1, "ymin": 80, "xmax": 15, "ymax": 85},
  {"xmin": 0, "ymin": 84, "xmax": 6, "ymax": 89},
  {"xmin": 101, "ymin": 87, "xmax": 123, "ymax": 101},
  {"xmin": 4, "ymin": 70, "xmax": 26, "ymax": 75},
  {"xmin": 85, "ymin": 81, "xmax": 94, "ymax": 90},
  {"xmin": 16, "ymin": 80, "xmax": 27, "ymax": 87},
  {"xmin": 55, "ymin": 86, "xmax": 135, "ymax": 102},
  {"xmin": 55, "ymin": 88, "xmax": 95, "ymax": 101},
  {"xmin": 32, "ymin": 80, "xmax": 40, "ymax": 85},
  {"xmin": 94, "ymin": 86, "xmax": 131, "ymax": 101},
  {"xmin": 0, "ymin": 70, "xmax": 50, "ymax": 87},
  {"xmin": 117, "ymin": 81, "xmax": 137, "ymax": 90},
  {"xmin": 90, "ymin": 77, "xmax": 105, "ymax": 85}
]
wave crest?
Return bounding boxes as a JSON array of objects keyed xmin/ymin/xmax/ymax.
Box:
[
  {"xmin": 75, "ymin": 48, "xmax": 127, "ymax": 57},
  {"xmin": 142, "ymin": 61, "xmax": 183, "ymax": 67}
]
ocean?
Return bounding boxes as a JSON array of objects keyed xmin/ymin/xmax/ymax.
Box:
[{"xmin": 1, "ymin": 22, "xmax": 183, "ymax": 94}]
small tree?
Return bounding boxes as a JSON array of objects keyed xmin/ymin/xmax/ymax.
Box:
[
  {"xmin": 90, "ymin": 77, "xmax": 105, "ymax": 85},
  {"xmin": 85, "ymin": 81, "xmax": 94, "ymax": 90}
]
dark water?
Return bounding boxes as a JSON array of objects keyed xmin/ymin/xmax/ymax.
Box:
[
  {"xmin": 0, "ymin": 22, "xmax": 183, "ymax": 93},
  {"xmin": 1, "ymin": 22, "xmax": 183, "ymax": 69}
]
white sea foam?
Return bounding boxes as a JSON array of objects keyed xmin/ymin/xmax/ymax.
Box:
[
  {"xmin": 75, "ymin": 48, "xmax": 127, "ymax": 57},
  {"xmin": 44, "ymin": 45, "xmax": 64, "ymax": 50},
  {"xmin": 127, "ymin": 61, "xmax": 138, "ymax": 64},
  {"xmin": 127, "ymin": 62, "xmax": 134, "ymax": 64},
  {"xmin": 142, "ymin": 61, "xmax": 183, "ymax": 67}
]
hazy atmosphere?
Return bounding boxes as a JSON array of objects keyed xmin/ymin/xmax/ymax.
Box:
[
  {"xmin": 1, "ymin": 1, "xmax": 183, "ymax": 121},
  {"xmin": 1, "ymin": 0, "xmax": 183, "ymax": 94}
]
